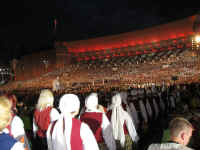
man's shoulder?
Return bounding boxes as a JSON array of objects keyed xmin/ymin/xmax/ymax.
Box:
[{"xmin": 147, "ymin": 143, "xmax": 193, "ymax": 150}]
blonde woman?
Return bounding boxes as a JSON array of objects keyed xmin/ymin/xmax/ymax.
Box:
[
  {"xmin": 0, "ymin": 96, "xmax": 25, "ymax": 150},
  {"xmin": 33, "ymin": 89, "xmax": 60, "ymax": 150},
  {"xmin": 6, "ymin": 94, "xmax": 31, "ymax": 150}
]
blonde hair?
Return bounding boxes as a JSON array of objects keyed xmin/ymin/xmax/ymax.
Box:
[
  {"xmin": 0, "ymin": 96, "xmax": 12, "ymax": 131},
  {"xmin": 169, "ymin": 117, "xmax": 194, "ymax": 138},
  {"xmin": 36, "ymin": 89, "xmax": 54, "ymax": 110}
]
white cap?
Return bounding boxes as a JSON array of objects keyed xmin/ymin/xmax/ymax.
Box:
[
  {"xmin": 85, "ymin": 93, "xmax": 98, "ymax": 110},
  {"xmin": 59, "ymin": 94, "xmax": 80, "ymax": 113}
]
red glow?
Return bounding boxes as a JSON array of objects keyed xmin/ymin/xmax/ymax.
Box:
[{"xmin": 62, "ymin": 15, "xmax": 196, "ymax": 61}]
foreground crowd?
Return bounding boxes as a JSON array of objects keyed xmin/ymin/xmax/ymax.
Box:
[{"xmin": 1, "ymin": 84, "xmax": 200, "ymax": 150}]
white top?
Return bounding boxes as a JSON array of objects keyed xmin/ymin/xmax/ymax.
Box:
[
  {"xmin": 148, "ymin": 143, "xmax": 193, "ymax": 150},
  {"xmin": 11, "ymin": 142, "xmax": 26, "ymax": 150},
  {"xmin": 85, "ymin": 109, "xmax": 116, "ymax": 150},
  {"xmin": 47, "ymin": 115, "xmax": 99, "ymax": 150},
  {"xmin": 9, "ymin": 115, "xmax": 31, "ymax": 150},
  {"xmin": 33, "ymin": 107, "xmax": 60, "ymax": 137}
]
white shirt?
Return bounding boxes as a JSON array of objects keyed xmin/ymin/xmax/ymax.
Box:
[
  {"xmin": 129, "ymin": 102, "xmax": 139, "ymax": 129},
  {"xmin": 81, "ymin": 123, "xmax": 100, "ymax": 150},
  {"xmin": 47, "ymin": 116, "xmax": 99, "ymax": 150},
  {"xmin": 10, "ymin": 115, "xmax": 31, "ymax": 150},
  {"xmin": 11, "ymin": 142, "xmax": 25, "ymax": 150},
  {"xmin": 148, "ymin": 143, "xmax": 194, "ymax": 150}
]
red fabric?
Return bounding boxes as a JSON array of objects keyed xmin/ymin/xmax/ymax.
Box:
[
  {"xmin": 80, "ymin": 112, "xmax": 104, "ymax": 143},
  {"xmin": 49, "ymin": 118, "xmax": 83, "ymax": 150},
  {"xmin": 106, "ymin": 110, "xmax": 128, "ymax": 135},
  {"xmin": 71, "ymin": 118, "xmax": 83, "ymax": 150},
  {"xmin": 122, "ymin": 103, "xmax": 127, "ymax": 111},
  {"xmin": 34, "ymin": 107, "xmax": 52, "ymax": 137}
]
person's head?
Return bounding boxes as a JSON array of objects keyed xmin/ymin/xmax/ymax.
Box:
[
  {"xmin": 169, "ymin": 117, "xmax": 194, "ymax": 146},
  {"xmin": 36, "ymin": 89, "xmax": 54, "ymax": 110},
  {"xmin": 0, "ymin": 96, "xmax": 12, "ymax": 131},
  {"xmin": 85, "ymin": 93, "xmax": 98, "ymax": 110},
  {"xmin": 59, "ymin": 94, "xmax": 80, "ymax": 117},
  {"xmin": 120, "ymin": 91, "xmax": 128, "ymax": 104},
  {"xmin": 111, "ymin": 93, "xmax": 122, "ymax": 108},
  {"xmin": 7, "ymin": 94, "xmax": 18, "ymax": 113}
]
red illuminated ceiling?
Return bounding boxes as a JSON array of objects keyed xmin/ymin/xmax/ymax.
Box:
[{"xmin": 57, "ymin": 15, "xmax": 196, "ymax": 53}]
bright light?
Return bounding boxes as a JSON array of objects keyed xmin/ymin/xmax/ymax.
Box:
[{"xmin": 195, "ymin": 35, "xmax": 200, "ymax": 43}]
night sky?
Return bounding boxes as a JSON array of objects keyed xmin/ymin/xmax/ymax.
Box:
[{"xmin": 0, "ymin": 1, "xmax": 199, "ymax": 62}]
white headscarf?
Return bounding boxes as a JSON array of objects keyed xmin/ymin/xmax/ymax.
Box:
[
  {"xmin": 85, "ymin": 93, "xmax": 98, "ymax": 111},
  {"xmin": 47, "ymin": 94, "xmax": 80, "ymax": 150},
  {"xmin": 120, "ymin": 91, "xmax": 132, "ymax": 116},
  {"xmin": 110, "ymin": 93, "xmax": 139, "ymax": 147}
]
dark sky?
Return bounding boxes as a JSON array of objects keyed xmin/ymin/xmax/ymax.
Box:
[{"xmin": 0, "ymin": 1, "xmax": 199, "ymax": 62}]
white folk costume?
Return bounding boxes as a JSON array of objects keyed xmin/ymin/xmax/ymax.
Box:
[
  {"xmin": 147, "ymin": 143, "xmax": 194, "ymax": 150},
  {"xmin": 6, "ymin": 115, "xmax": 31, "ymax": 150},
  {"xmin": 80, "ymin": 93, "xmax": 116, "ymax": 150},
  {"xmin": 107, "ymin": 93, "xmax": 139, "ymax": 149},
  {"xmin": 47, "ymin": 94, "xmax": 99, "ymax": 150}
]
